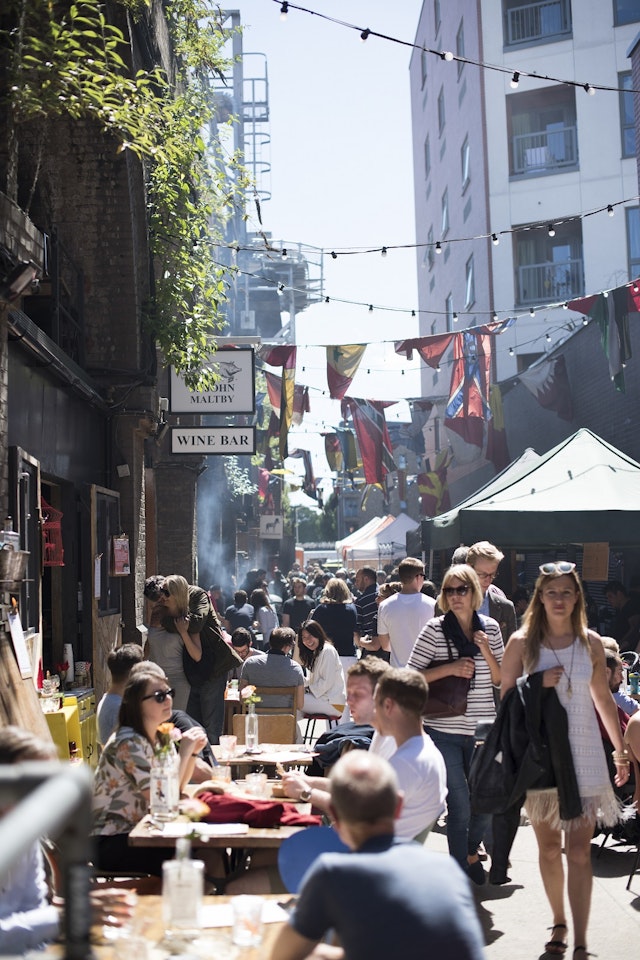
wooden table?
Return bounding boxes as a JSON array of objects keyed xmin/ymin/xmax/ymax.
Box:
[
  {"xmin": 129, "ymin": 815, "xmax": 305, "ymax": 850},
  {"xmin": 223, "ymin": 691, "xmax": 242, "ymax": 735},
  {"xmin": 212, "ymin": 743, "xmax": 316, "ymax": 777}
]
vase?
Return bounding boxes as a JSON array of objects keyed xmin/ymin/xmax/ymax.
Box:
[
  {"xmin": 150, "ymin": 748, "xmax": 180, "ymax": 821},
  {"xmin": 245, "ymin": 703, "xmax": 259, "ymax": 753}
]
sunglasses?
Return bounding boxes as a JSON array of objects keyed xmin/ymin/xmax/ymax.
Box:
[
  {"xmin": 142, "ymin": 687, "xmax": 175, "ymax": 703},
  {"xmin": 443, "ymin": 584, "xmax": 470, "ymax": 597},
  {"xmin": 539, "ymin": 562, "xmax": 576, "ymax": 576},
  {"xmin": 159, "ymin": 586, "xmax": 171, "ymax": 598}
]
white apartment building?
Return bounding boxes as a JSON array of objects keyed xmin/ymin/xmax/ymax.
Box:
[{"xmin": 410, "ymin": 0, "xmax": 640, "ymax": 495}]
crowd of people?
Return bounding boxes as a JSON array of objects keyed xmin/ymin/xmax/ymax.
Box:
[{"xmin": 3, "ymin": 547, "xmax": 640, "ymax": 958}]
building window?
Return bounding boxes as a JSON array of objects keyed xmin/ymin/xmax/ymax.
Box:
[
  {"xmin": 619, "ymin": 72, "xmax": 635, "ymax": 159},
  {"xmin": 614, "ymin": 0, "xmax": 640, "ymax": 26},
  {"xmin": 424, "ymin": 135, "xmax": 431, "ymax": 179},
  {"xmin": 437, "ymin": 86, "xmax": 445, "ymax": 135},
  {"xmin": 504, "ymin": 0, "xmax": 572, "ymax": 46},
  {"xmin": 421, "ymin": 46, "xmax": 428, "ymax": 89},
  {"xmin": 626, "ymin": 207, "xmax": 640, "ymax": 279},
  {"xmin": 514, "ymin": 220, "xmax": 584, "ymax": 305},
  {"xmin": 508, "ymin": 86, "xmax": 578, "ymax": 176},
  {"xmin": 456, "ymin": 20, "xmax": 465, "ymax": 77},
  {"xmin": 461, "ymin": 136, "xmax": 470, "ymax": 191},
  {"xmin": 445, "ymin": 293, "xmax": 454, "ymax": 331},
  {"xmin": 427, "ymin": 226, "xmax": 435, "ymax": 270},
  {"xmin": 435, "ymin": 0, "xmax": 441, "ymax": 35},
  {"xmin": 465, "ymin": 256, "xmax": 475, "ymax": 308},
  {"xmin": 441, "ymin": 189, "xmax": 449, "ymax": 237}
]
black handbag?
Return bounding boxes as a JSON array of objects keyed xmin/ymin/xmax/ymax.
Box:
[{"xmin": 423, "ymin": 634, "xmax": 471, "ymax": 719}]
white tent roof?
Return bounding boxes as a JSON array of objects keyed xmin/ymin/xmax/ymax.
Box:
[
  {"xmin": 343, "ymin": 513, "xmax": 419, "ymax": 562},
  {"xmin": 335, "ymin": 515, "xmax": 395, "ymax": 556}
]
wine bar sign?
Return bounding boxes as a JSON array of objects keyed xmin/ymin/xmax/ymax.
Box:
[{"xmin": 171, "ymin": 426, "xmax": 256, "ymax": 455}]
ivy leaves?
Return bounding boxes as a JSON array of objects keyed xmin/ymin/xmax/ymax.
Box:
[{"xmin": 4, "ymin": 0, "xmax": 248, "ymax": 391}]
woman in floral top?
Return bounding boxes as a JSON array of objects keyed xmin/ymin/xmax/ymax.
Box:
[{"xmin": 92, "ymin": 662, "xmax": 207, "ymax": 876}]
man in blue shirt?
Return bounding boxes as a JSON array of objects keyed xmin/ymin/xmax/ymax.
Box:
[{"xmin": 269, "ymin": 750, "xmax": 485, "ymax": 960}]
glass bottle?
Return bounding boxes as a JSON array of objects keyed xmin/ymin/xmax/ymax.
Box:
[
  {"xmin": 162, "ymin": 837, "xmax": 204, "ymax": 932},
  {"xmin": 150, "ymin": 747, "xmax": 179, "ymax": 821},
  {"xmin": 245, "ymin": 701, "xmax": 259, "ymax": 753}
]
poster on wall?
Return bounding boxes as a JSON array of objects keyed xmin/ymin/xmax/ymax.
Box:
[{"xmin": 111, "ymin": 535, "xmax": 130, "ymax": 576}]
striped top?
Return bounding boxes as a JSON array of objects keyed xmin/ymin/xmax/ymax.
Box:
[{"xmin": 408, "ymin": 615, "xmax": 504, "ymax": 736}]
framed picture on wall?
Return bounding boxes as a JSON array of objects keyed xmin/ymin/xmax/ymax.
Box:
[{"xmin": 111, "ymin": 535, "xmax": 130, "ymax": 576}]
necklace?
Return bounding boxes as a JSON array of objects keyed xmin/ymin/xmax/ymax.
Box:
[{"xmin": 547, "ymin": 639, "xmax": 576, "ymax": 698}]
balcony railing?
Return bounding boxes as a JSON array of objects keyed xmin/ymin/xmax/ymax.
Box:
[
  {"xmin": 512, "ymin": 125, "xmax": 577, "ymax": 176},
  {"xmin": 506, "ymin": 0, "xmax": 571, "ymax": 45},
  {"xmin": 517, "ymin": 257, "xmax": 584, "ymax": 304}
]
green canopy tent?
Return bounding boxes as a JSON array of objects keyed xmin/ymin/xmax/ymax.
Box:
[{"xmin": 422, "ymin": 429, "xmax": 640, "ymax": 551}]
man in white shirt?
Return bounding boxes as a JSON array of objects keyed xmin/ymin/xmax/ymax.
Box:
[
  {"xmin": 373, "ymin": 667, "xmax": 447, "ymax": 840},
  {"xmin": 358, "ymin": 557, "xmax": 435, "ymax": 667}
]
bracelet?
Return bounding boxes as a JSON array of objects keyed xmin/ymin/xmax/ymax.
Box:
[
  {"xmin": 612, "ymin": 750, "xmax": 629, "ymax": 760},
  {"xmin": 613, "ymin": 757, "xmax": 630, "ymax": 766}
]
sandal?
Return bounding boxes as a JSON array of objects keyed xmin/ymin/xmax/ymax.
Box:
[
  {"xmin": 545, "ymin": 923, "xmax": 568, "ymax": 955},
  {"xmin": 573, "ymin": 949, "xmax": 593, "ymax": 959}
]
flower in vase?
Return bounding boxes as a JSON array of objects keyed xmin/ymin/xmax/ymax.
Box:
[
  {"xmin": 155, "ymin": 721, "xmax": 182, "ymax": 756},
  {"xmin": 240, "ymin": 684, "xmax": 262, "ymax": 706}
]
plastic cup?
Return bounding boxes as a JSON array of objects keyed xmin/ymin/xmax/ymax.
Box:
[
  {"xmin": 245, "ymin": 772, "xmax": 269, "ymax": 797},
  {"xmin": 231, "ymin": 895, "xmax": 264, "ymax": 946},
  {"xmin": 219, "ymin": 735, "xmax": 237, "ymax": 759}
]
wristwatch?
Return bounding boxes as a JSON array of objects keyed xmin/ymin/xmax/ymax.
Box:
[{"xmin": 299, "ymin": 786, "xmax": 312, "ymax": 802}]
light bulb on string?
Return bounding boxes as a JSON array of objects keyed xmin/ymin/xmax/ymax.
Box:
[
  {"xmin": 633, "ymin": 282, "xmax": 639, "ymax": 293},
  {"xmin": 508, "ymin": 347, "xmax": 514, "ymax": 356},
  {"xmin": 279, "ymin": 1, "xmax": 288, "ymax": 21},
  {"xmin": 492, "ymin": 312, "xmax": 498, "ymax": 322},
  {"xmin": 281, "ymin": 248, "xmax": 287, "ymax": 259},
  {"xmin": 547, "ymin": 224, "xmax": 555, "ymax": 237},
  {"xmin": 529, "ymin": 307, "xmax": 535, "ymax": 317},
  {"xmin": 453, "ymin": 312, "xmax": 458, "ymax": 323},
  {"xmin": 492, "ymin": 233, "xmax": 499, "ymax": 246},
  {"xmin": 360, "ymin": 28, "xmax": 370, "ymax": 42},
  {"xmin": 584, "ymin": 83, "xmax": 595, "ymax": 95},
  {"xmin": 545, "ymin": 333, "xmax": 551, "ymax": 342},
  {"xmin": 435, "ymin": 241, "xmax": 442, "ymax": 254},
  {"xmin": 607, "ymin": 204, "xmax": 614, "ymax": 217},
  {"xmin": 436, "ymin": 364, "xmax": 441, "ymax": 372},
  {"xmin": 510, "ymin": 72, "xmax": 520, "ymax": 89},
  {"xmin": 331, "ymin": 251, "xmax": 337, "ymax": 260},
  {"xmin": 563, "ymin": 302, "xmax": 568, "ymax": 309},
  {"xmin": 411, "ymin": 310, "xmax": 416, "ymax": 317},
  {"xmin": 441, "ymin": 51, "xmax": 454, "ymax": 61},
  {"xmin": 582, "ymin": 316, "xmax": 589, "ymax": 325},
  {"xmin": 325, "ymin": 296, "xmax": 330, "ymax": 303},
  {"xmin": 603, "ymin": 290, "xmax": 608, "ymax": 298},
  {"xmin": 278, "ymin": 283, "xmax": 285, "ymax": 293},
  {"xmin": 368, "ymin": 304, "xmax": 373, "ymax": 312},
  {"xmin": 381, "ymin": 246, "xmax": 387, "ymax": 258}
]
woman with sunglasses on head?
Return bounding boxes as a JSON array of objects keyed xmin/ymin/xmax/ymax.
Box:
[
  {"xmin": 407, "ymin": 563, "xmax": 503, "ymax": 884},
  {"xmin": 500, "ymin": 562, "xmax": 629, "ymax": 960},
  {"xmin": 297, "ymin": 619, "xmax": 346, "ymax": 719},
  {"xmin": 92, "ymin": 662, "xmax": 208, "ymax": 876}
]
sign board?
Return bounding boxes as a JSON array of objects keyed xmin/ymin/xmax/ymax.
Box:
[
  {"xmin": 171, "ymin": 426, "xmax": 256, "ymax": 455},
  {"xmin": 170, "ymin": 348, "xmax": 255, "ymax": 414},
  {"xmin": 581, "ymin": 542, "xmax": 610, "ymax": 581},
  {"xmin": 260, "ymin": 515, "xmax": 283, "ymax": 539}
]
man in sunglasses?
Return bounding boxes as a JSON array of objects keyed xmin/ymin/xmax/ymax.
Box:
[{"xmin": 466, "ymin": 541, "xmax": 516, "ymax": 645}]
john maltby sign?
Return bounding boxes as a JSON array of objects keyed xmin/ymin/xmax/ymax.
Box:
[
  {"xmin": 170, "ymin": 348, "xmax": 255, "ymax": 414},
  {"xmin": 171, "ymin": 427, "xmax": 256, "ymax": 455}
]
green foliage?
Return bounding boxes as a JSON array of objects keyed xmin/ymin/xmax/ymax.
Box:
[
  {"xmin": 3, "ymin": 0, "xmax": 248, "ymax": 390},
  {"xmin": 224, "ymin": 456, "xmax": 257, "ymax": 499}
]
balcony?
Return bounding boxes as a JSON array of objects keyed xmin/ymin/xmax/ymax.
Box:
[
  {"xmin": 511, "ymin": 125, "xmax": 577, "ymax": 176},
  {"xmin": 517, "ymin": 257, "xmax": 584, "ymax": 304},
  {"xmin": 505, "ymin": 0, "xmax": 571, "ymax": 46}
]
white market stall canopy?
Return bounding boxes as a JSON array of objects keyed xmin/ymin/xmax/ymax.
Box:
[{"xmin": 341, "ymin": 513, "xmax": 419, "ymax": 565}]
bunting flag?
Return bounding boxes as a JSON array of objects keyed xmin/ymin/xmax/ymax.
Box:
[
  {"xmin": 323, "ymin": 433, "xmax": 343, "ymax": 473},
  {"xmin": 485, "ymin": 384, "xmax": 511, "ymax": 473},
  {"xmin": 257, "ymin": 467, "xmax": 270, "ymax": 501},
  {"xmin": 259, "ymin": 346, "xmax": 297, "ymax": 458},
  {"xmin": 336, "ymin": 428, "xmax": 360, "ymax": 472},
  {"xmin": 395, "ymin": 332, "xmax": 454, "ymax": 366},
  {"xmin": 289, "ymin": 449, "xmax": 317, "ymax": 499},
  {"xmin": 444, "ymin": 331, "xmax": 492, "ymax": 447},
  {"xmin": 264, "ymin": 371, "xmax": 310, "ymax": 425},
  {"xmin": 519, "ymin": 354, "xmax": 574, "ymax": 421},
  {"xmin": 568, "ymin": 283, "xmax": 639, "ymax": 392},
  {"xmin": 326, "ymin": 344, "xmax": 367, "ymax": 399},
  {"xmin": 341, "ymin": 398, "xmax": 396, "ymax": 485},
  {"xmin": 417, "ymin": 449, "xmax": 452, "ymax": 518}
]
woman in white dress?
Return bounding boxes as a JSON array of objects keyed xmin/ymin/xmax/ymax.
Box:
[
  {"xmin": 297, "ymin": 619, "xmax": 345, "ymax": 718},
  {"xmin": 501, "ymin": 562, "xmax": 630, "ymax": 960},
  {"xmin": 250, "ymin": 588, "xmax": 279, "ymax": 648}
]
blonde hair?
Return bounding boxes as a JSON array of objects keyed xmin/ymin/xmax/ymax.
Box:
[
  {"xmin": 466, "ymin": 541, "xmax": 504, "ymax": 567},
  {"xmin": 437, "ymin": 564, "xmax": 483, "ymax": 612},
  {"xmin": 521, "ymin": 568, "xmax": 588, "ymax": 672},
  {"xmin": 321, "ymin": 577, "xmax": 352, "ymax": 604},
  {"xmin": 162, "ymin": 574, "xmax": 189, "ymax": 617}
]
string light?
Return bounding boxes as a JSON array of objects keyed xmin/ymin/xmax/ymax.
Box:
[
  {"xmin": 530, "ymin": 307, "xmax": 535, "ymax": 317},
  {"xmin": 508, "ymin": 347, "xmax": 514, "ymax": 356},
  {"xmin": 325, "ymin": 296, "xmax": 330, "ymax": 303},
  {"xmin": 510, "ymin": 72, "xmax": 520, "ymax": 89},
  {"xmin": 279, "ymin": 1, "xmax": 288, "ymax": 20},
  {"xmin": 435, "ymin": 241, "xmax": 442, "ymax": 254},
  {"xmin": 547, "ymin": 224, "xmax": 555, "ymax": 237},
  {"xmin": 381, "ymin": 246, "xmax": 387, "ymax": 257},
  {"xmin": 278, "ymin": 282, "xmax": 285, "ymax": 292},
  {"xmin": 563, "ymin": 302, "xmax": 568, "ymax": 309},
  {"xmin": 608, "ymin": 205, "xmax": 614, "ymax": 217},
  {"xmin": 634, "ymin": 282, "xmax": 639, "ymax": 293},
  {"xmin": 582, "ymin": 316, "xmax": 589, "ymax": 325},
  {"xmin": 331, "ymin": 251, "xmax": 337, "ymax": 259},
  {"xmin": 368, "ymin": 304, "xmax": 373, "ymax": 312},
  {"xmin": 545, "ymin": 333, "xmax": 551, "ymax": 341},
  {"xmin": 360, "ymin": 28, "xmax": 370, "ymax": 42},
  {"xmin": 603, "ymin": 290, "xmax": 609, "ymax": 298},
  {"xmin": 281, "ymin": 248, "xmax": 288, "ymax": 259},
  {"xmin": 584, "ymin": 83, "xmax": 595, "ymax": 95},
  {"xmin": 492, "ymin": 312, "xmax": 498, "ymax": 322},
  {"xmin": 453, "ymin": 312, "xmax": 458, "ymax": 323},
  {"xmin": 492, "ymin": 233, "xmax": 499, "ymax": 246},
  {"xmin": 442, "ymin": 51, "xmax": 454, "ymax": 61}
]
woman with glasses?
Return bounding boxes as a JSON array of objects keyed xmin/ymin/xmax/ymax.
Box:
[
  {"xmin": 407, "ymin": 564, "xmax": 503, "ymax": 884},
  {"xmin": 143, "ymin": 575, "xmax": 190, "ymax": 712},
  {"xmin": 297, "ymin": 619, "xmax": 346, "ymax": 719},
  {"xmin": 500, "ymin": 562, "xmax": 629, "ymax": 960},
  {"xmin": 92, "ymin": 662, "xmax": 207, "ymax": 876}
]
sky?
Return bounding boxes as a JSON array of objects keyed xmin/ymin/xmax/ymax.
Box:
[{"xmin": 229, "ymin": 0, "xmax": 426, "ymax": 495}]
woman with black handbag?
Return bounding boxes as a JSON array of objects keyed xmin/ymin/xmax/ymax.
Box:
[{"xmin": 407, "ymin": 563, "xmax": 503, "ymax": 884}]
